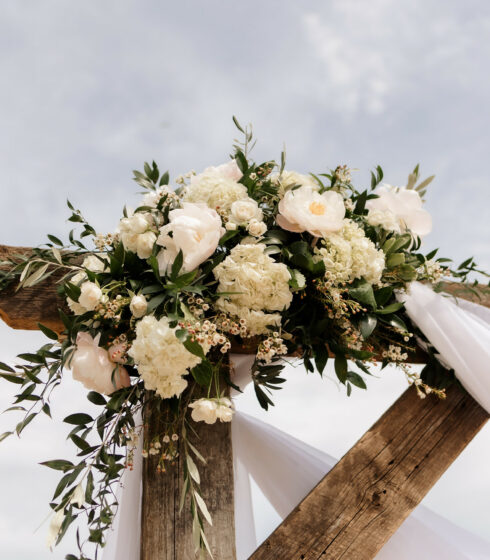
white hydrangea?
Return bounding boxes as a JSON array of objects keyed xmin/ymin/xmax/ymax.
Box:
[
  {"xmin": 213, "ymin": 244, "xmax": 292, "ymax": 335},
  {"xmin": 314, "ymin": 220, "xmax": 385, "ymax": 285},
  {"xmin": 128, "ymin": 316, "xmax": 202, "ymax": 399},
  {"xmin": 183, "ymin": 164, "xmax": 248, "ymax": 213}
]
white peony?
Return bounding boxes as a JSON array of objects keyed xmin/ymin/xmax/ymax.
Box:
[
  {"xmin": 130, "ymin": 294, "xmax": 147, "ymax": 318},
  {"xmin": 366, "ymin": 185, "xmax": 432, "ymax": 237},
  {"xmin": 314, "ymin": 220, "xmax": 385, "ymax": 285},
  {"xmin": 272, "ymin": 170, "xmax": 317, "ymax": 197},
  {"xmin": 78, "ymin": 282, "xmax": 102, "ymax": 311},
  {"xmin": 70, "ymin": 332, "xmax": 131, "ymax": 395},
  {"xmin": 229, "ymin": 198, "xmax": 263, "ymax": 225},
  {"xmin": 189, "ymin": 397, "xmax": 234, "ymax": 424},
  {"xmin": 247, "ymin": 219, "xmax": 267, "ymax": 237},
  {"xmin": 214, "ymin": 244, "xmax": 292, "ymax": 335},
  {"xmin": 183, "ymin": 160, "xmax": 247, "ymax": 213},
  {"xmin": 128, "ymin": 316, "xmax": 203, "ymax": 399},
  {"xmin": 156, "ymin": 202, "xmax": 224, "ymax": 275},
  {"xmin": 277, "ymin": 186, "xmax": 345, "ymax": 237}
]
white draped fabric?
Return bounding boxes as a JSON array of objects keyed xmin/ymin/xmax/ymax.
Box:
[{"xmin": 103, "ymin": 283, "xmax": 490, "ymax": 560}]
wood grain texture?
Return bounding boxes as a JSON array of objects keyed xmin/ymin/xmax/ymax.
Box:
[
  {"xmin": 250, "ymin": 385, "xmax": 489, "ymax": 560},
  {"xmin": 141, "ymin": 382, "xmax": 236, "ymax": 560}
]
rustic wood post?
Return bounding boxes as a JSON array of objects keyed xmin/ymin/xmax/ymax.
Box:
[{"xmin": 141, "ymin": 377, "xmax": 236, "ymax": 560}]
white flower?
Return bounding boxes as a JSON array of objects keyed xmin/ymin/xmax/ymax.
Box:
[
  {"xmin": 156, "ymin": 202, "xmax": 224, "ymax": 275},
  {"xmin": 118, "ymin": 213, "xmax": 155, "ymax": 257},
  {"xmin": 366, "ymin": 185, "xmax": 432, "ymax": 237},
  {"xmin": 136, "ymin": 231, "xmax": 157, "ymax": 259},
  {"xmin": 128, "ymin": 316, "xmax": 203, "ymax": 399},
  {"xmin": 67, "ymin": 271, "xmax": 88, "ymax": 315},
  {"xmin": 189, "ymin": 397, "xmax": 234, "ymax": 424},
  {"xmin": 214, "ymin": 244, "xmax": 292, "ymax": 335},
  {"xmin": 183, "ymin": 161, "xmax": 247, "ymax": 213},
  {"xmin": 247, "ymin": 219, "xmax": 267, "ymax": 237},
  {"xmin": 189, "ymin": 399, "xmax": 217, "ymax": 424},
  {"xmin": 229, "ymin": 198, "xmax": 263, "ymax": 225},
  {"xmin": 70, "ymin": 332, "xmax": 131, "ymax": 395},
  {"xmin": 130, "ymin": 295, "xmax": 147, "ymax": 318},
  {"xmin": 314, "ymin": 220, "xmax": 385, "ymax": 285},
  {"xmin": 277, "ymin": 186, "xmax": 345, "ymax": 237},
  {"xmin": 272, "ymin": 170, "xmax": 317, "ymax": 197},
  {"xmin": 225, "ymin": 221, "xmax": 238, "ymax": 231},
  {"xmin": 46, "ymin": 508, "xmax": 64, "ymax": 548},
  {"xmin": 82, "ymin": 254, "xmax": 109, "ymax": 273},
  {"xmin": 78, "ymin": 281, "xmax": 102, "ymax": 311}
]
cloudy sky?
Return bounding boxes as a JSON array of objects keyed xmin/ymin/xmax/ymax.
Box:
[{"xmin": 0, "ymin": 1, "xmax": 489, "ymax": 558}]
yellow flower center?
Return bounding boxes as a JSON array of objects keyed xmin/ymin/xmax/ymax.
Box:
[{"xmin": 309, "ymin": 201, "xmax": 326, "ymax": 216}]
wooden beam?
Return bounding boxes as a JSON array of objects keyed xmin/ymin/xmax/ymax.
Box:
[
  {"xmin": 250, "ymin": 384, "xmax": 489, "ymax": 560},
  {"xmin": 141, "ymin": 382, "xmax": 236, "ymax": 560}
]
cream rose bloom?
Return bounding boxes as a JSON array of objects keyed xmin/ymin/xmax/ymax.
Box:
[
  {"xmin": 78, "ymin": 282, "xmax": 102, "ymax": 311},
  {"xmin": 277, "ymin": 186, "xmax": 345, "ymax": 237},
  {"xmin": 118, "ymin": 213, "xmax": 156, "ymax": 258},
  {"xmin": 183, "ymin": 160, "xmax": 247, "ymax": 213},
  {"xmin": 130, "ymin": 294, "xmax": 147, "ymax": 318},
  {"xmin": 229, "ymin": 198, "xmax": 263, "ymax": 225},
  {"xmin": 366, "ymin": 185, "xmax": 432, "ymax": 237},
  {"xmin": 189, "ymin": 397, "xmax": 234, "ymax": 424},
  {"xmin": 156, "ymin": 202, "xmax": 224, "ymax": 275},
  {"xmin": 70, "ymin": 332, "xmax": 131, "ymax": 395},
  {"xmin": 247, "ymin": 219, "xmax": 267, "ymax": 237}
]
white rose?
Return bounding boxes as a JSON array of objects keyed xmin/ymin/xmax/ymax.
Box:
[
  {"xmin": 130, "ymin": 295, "xmax": 147, "ymax": 318},
  {"xmin": 78, "ymin": 282, "xmax": 102, "ymax": 311},
  {"xmin": 82, "ymin": 255, "xmax": 108, "ymax": 273},
  {"xmin": 247, "ymin": 219, "xmax": 267, "ymax": 237},
  {"xmin": 70, "ymin": 332, "xmax": 131, "ymax": 395},
  {"xmin": 277, "ymin": 186, "xmax": 345, "ymax": 237},
  {"xmin": 118, "ymin": 213, "xmax": 154, "ymax": 255},
  {"xmin": 230, "ymin": 198, "xmax": 263, "ymax": 225},
  {"xmin": 156, "ymin": 202, "xmax": 224, "ymax": 275},
  {"xmin": 225, "ymin": 221, "xmax": 238, "ymax": 231},
  {"xmin": 136, "ymin": 231, "xmax": 156, "ymax": 259},
  {"xmin": 366, "ymin": 185, "xmax": 432, "ymax": 237}
]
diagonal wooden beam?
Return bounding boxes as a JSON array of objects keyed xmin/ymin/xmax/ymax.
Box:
[{"xmin": 250, "ymin": 384, "xmax": 489, "ymax": 560}]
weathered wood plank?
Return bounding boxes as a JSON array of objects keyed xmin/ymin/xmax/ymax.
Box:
[
  {"xmin": 141, "ymin": 379, "xmax": 236, "ymax": 560},
  {"xmin": 250, "ymin": 384, "xmax": 489, "ymax": 560}
]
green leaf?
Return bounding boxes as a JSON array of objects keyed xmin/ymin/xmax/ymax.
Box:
[
  {"xmin": 170, "ymin": 250, "xmax": 184, "ymax": 280},
  {"xmin": 38, "ymin": 323, "xmax": 59, "ymax": 340},
  {"xmin": 87, "ymin": 391, "xmax": 106, "ymax": 406},
  {"xmin": 359, "ymin": 315, "xmax": 377, "ymax": 339},
  {"xmin": 386, "ymin": 253, "xmax": 405, "ymax": 268},
  {"xmin": 0, "ymin": 431, "xmax": 13, "ymax": 443},
  {"xmin": 47, "ymin": 234, "xmax": 64, "ymax": 246},
  {"xmin": 376, "ymin": 302, "xmax": 405, "ymax": 315},
  {"xmin": 347, "ymin": 371, "xmax": 367, "ymax": 389},
  {"xmin": 374, "ymin": 286, "xmax": 393, "ymax": 307},
  {"xmin": 191, "ymin": 360, "xmax": 213, "ymax": 387},
  {"xmin": 334, "ymin": 356, "xmax": 348, "ymax": 384},
  {"xmin": 349, "ymin": 282, "xmax": 377, "ymax": 309},
  {"xmin": 0, "ymin": 361, "xmax": 15, "ymax": 373},
  {"xmin": 71, "ymin": 434, "xmax": 90, "ymax": 452},
  {"xmin": 159, "ymin": 171, "xmax": 170, "ymax": 186},
  {"xmin": 313, "ymin": 344, "xmax": 329, "ymax": 375},
  {"xmin": 183, "ymin": 338, "xmax": 206, "ymax": 360},
  {"xmin": 194, "ymin": 491, "xmax": 212, "ymax": 526},
  {"xmin": 64, "ymin": 413, "xmax": 93, "ymax": 425},
  {"xmin": 40, "ymin": 459, "xmax": 74, "ymax": 472},
  {"xmin": 187, "ymin": 454, "xmax": 200, "ymax": 484}
]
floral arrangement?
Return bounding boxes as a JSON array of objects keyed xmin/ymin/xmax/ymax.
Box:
[{"xmin": 0, "ymin": 119, "xmax": 486, "ymax": 559}]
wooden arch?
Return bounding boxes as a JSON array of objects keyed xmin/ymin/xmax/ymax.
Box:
[{"xmin": 0, "ymin": 245, "xmax": 488, "ymax": 559}]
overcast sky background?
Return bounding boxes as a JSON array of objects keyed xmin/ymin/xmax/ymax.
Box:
[{"xmin": 0, "ymin": 1, "xmax": 489, "ymax": 559}]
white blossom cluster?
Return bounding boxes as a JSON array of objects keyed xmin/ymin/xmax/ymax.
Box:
[
  {"xmin": 128, "ymin": 316, "xmax": 203, "ymax": 399},
  {"xmin": 314, "ymin": 220, "xmax": 385, "ymax": 286},
  {"xmin": 213, "ymin": 244, "xmax": 293, "ymax": 335}
]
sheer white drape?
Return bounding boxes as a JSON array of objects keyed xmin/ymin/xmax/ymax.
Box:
[{"xmin": 103, "ymin": 284, "xmax": 490, "ymax": 560}]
